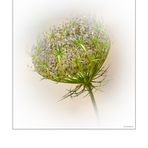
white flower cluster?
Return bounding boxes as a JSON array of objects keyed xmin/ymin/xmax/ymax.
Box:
[{"xmin": 32, "ymin": 17, "xmax": 110, "ymax": 85}]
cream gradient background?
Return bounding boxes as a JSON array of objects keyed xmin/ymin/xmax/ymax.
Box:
[{"xmin": 13, "ymin": 0, "xmax": 135, "ymax": 128}]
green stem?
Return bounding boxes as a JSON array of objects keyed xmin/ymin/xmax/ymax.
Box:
[{"xmin": 87, "ymin": 85, "xmax": 99, "ymax": 120}]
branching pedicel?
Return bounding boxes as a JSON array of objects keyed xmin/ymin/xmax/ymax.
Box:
[{"xmin": 31, "ymin": 17, "xmax": 111, "ymax": 119}]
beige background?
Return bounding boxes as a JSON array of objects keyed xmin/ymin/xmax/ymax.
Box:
[{"xmin": 13, "ymin": 0, "xmax": 135, "ymax": 128}]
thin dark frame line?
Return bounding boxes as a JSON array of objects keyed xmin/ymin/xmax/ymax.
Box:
[
  {"xmin": 13, "ymin": 128, "xmax": 136, "ymax": 130},
  {"xmin": 135, "ymin": 0, "xmax": 137, "ymax": 130},
  {"xmin": 12, "ymin": 0, "xmax": 14, "ymax": 129},
  {"xmin": 12, "ymin": 0, "xmax": 136, "ymax": 130}
]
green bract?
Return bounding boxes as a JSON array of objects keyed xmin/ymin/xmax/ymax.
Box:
[{"xmin": 32, "ymin": 17, "xmax": 110, "ymax": 101}]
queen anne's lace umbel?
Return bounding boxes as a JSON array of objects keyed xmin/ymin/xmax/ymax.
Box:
[{"xmin": 32, "ymin": 17, "xmax": 110, "ymax": 99}]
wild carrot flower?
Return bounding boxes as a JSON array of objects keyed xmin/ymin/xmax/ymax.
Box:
[{"xmin": 31, "ymin": 17, "xmax": 111, "ymax": 118}]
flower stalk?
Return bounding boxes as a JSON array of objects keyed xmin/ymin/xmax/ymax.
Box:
[
  {"xmin": 87, "ymin": 84, "xmax": 99, "ymax": 119},
  {"xmin": 31, "ymin": 16, "xmax": 110, "ymax": 121}
]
